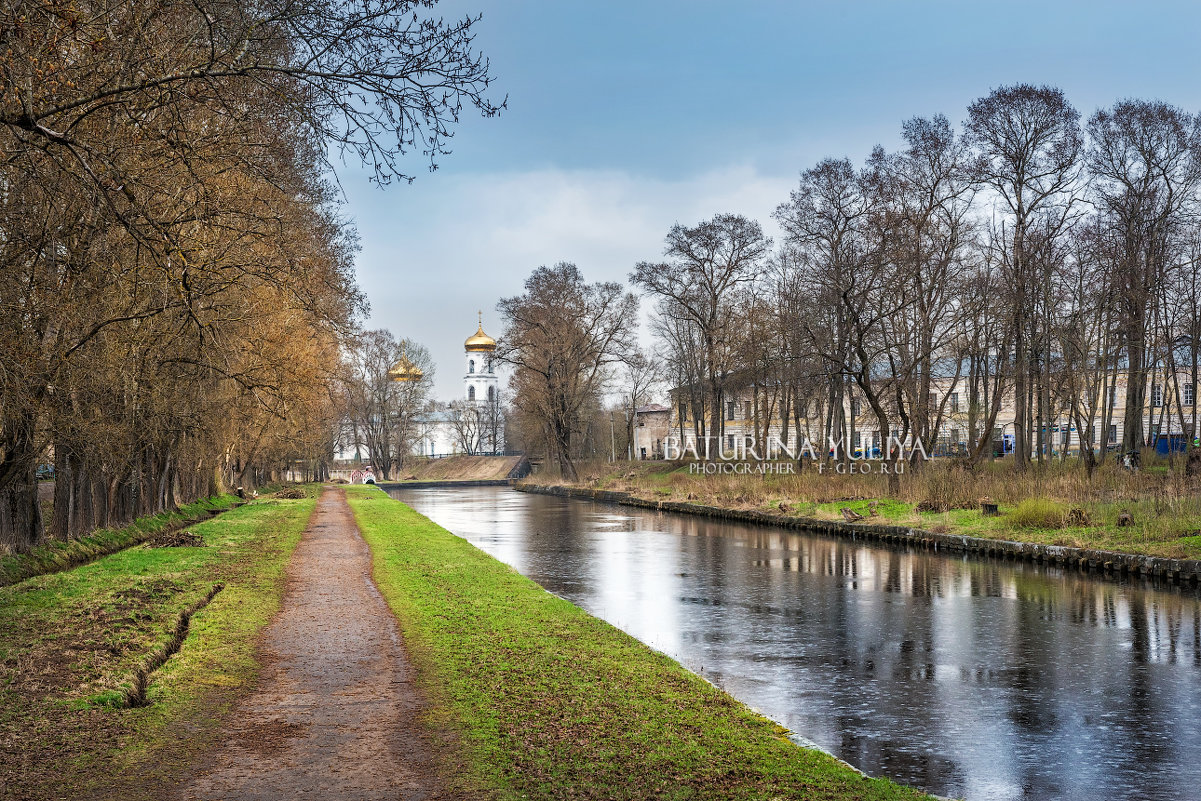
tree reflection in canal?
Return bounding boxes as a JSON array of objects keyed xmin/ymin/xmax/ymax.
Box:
[{"xmin": 391, "ymin": 486, "xmax": 1201, "ymax": 801}]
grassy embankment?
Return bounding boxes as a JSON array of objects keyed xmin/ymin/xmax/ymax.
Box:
[
  {"xmin": 0, "ymin": 493, "xmax": 242, "ymax": 587},
  {"xmin": 526, "ymin": 459, "xmax": 1201, "ymax": 560},
  {"xmin": 348, "ymin": 485, "xmax": 932, "ymax": 800},
  {"xmin": 0, "ymin": 488, "xmax": 317, "ymax": 800},
  {"xmin": 384, "ymin": 453, "xmax": 524, "ymax": 482}
]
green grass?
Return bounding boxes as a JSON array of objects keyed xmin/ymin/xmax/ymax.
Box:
[
  {"xmin": 813, "ymin": 499, "xmax": 911, "ymax": 521},
  {"xmin": 0, "ymin": 493, "xmax": 242, "ymax": 587},
  {"xmin": 0, "ymin": 490, "xmax": 316, "ymax": 800},
  {"xmin": 347, "ymin": 485, "xmax": 932, "ymax": 800}
]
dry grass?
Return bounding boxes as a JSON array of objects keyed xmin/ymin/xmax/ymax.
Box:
[
  {"xmin": 1008, "ymin": 498, "xmax": 1068, "ymax": 529},
  {"xmin": 528, "ymin": 457, "xmax": 1201, "ymax": 559}
]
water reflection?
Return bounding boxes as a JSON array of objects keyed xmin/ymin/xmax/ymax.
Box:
[{"xmin": 390, "ymin": 486, "xmax": 1201, "ymax": 801}]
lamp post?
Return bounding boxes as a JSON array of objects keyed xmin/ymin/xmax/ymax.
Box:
[{"xmin": 609, "ymin": 411, "xmax": 616, "ymax": 462}]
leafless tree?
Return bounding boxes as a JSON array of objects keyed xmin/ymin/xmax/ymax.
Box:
[
  {"xmin": 964, "ymin": 84, "xmax": 1083, "ymax": 470},
  {"xmin": 631, "ymin": 214, "xmax": 771, "ymax": 449},
  {"xmin": 1086, "ymin": 99, "xmax": 1201, "ymax": 466},
  {"xmin": 498, "ymin": 263, "xmax": 638, "ymax": 481}
]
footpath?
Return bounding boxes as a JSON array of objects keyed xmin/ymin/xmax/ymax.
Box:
[{"xmin": 178, "ymin": 488, "xmax": 440, "ymax": 800}]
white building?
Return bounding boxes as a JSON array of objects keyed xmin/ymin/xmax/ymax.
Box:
[{"xmin": 413, "ymin": 317, "xmax": 504, "ymax": 456}]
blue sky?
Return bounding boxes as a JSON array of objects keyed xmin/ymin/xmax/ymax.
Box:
[{"xmin": 342, "ymin": 0, "xmax": 1201, "ymax": 398}]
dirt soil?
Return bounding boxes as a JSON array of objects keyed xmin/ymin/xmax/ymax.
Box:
[
  {"xmin": 176, "ymin": 488, "xmax": 441, "ymax": 800},
  {"xmin": 397, "ymin": 454, "xmax": 522, "ymax": 482}
]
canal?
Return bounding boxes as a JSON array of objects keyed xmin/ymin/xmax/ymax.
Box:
[{"xmin": 389, "ymin": 485, "xmax": 1201, "ymax": 801}]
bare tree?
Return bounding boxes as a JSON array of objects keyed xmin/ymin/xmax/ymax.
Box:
[
  {"xmin": 498, "ymin": 264, "xmax": 638, "ymax": 481},
  {"xmin": 964, "ymin": 84, "xmax": 1083, "ymax": 470},
  {"xmin": 1086, "ymin": 100, "xmax": 1201, "ymax": 466},
  {"xmin": 632, "ymin": 214, "xmax": 771, "ymax": 450},
  {"xmin": 618, "ymin": 350, "xmax": 663, "ymax": 458},
  {"xmin": 447, "ymin": 401, "xmax": 485, "ymax": 455},
  {"xmin": 343, "ymin": 331, "xmax": 434, "ymax": 479}
]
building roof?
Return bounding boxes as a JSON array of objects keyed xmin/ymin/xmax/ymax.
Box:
[
  {"xmin": 465, "ymin": 312, "xmax": 497, "ymax": 352},
  {"xmin": 635, "ymin": 404, "xmax": 671, "ymax": 414}
]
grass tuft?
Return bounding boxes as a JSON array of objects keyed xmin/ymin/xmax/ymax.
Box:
[{"xmin": 1007, "ymin": 498, "xmax": 1068, "ymax": 530}]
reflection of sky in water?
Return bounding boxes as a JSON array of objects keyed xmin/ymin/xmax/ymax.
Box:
[{"xmin": 391, "ymin": 486, "xmax": 1201, "ymax": 801}]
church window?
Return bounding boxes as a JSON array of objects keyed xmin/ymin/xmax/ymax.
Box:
[
  {"xmin": 469, "ymin": 359, "xmax": 475, "ymax": 374},
  {"xmin": 488, "ymin": 385, "xmax": 495, "ymax": 402},
  {"xmin": 468, "ymin": 386, "xmax": 476, "ymax": 401}
]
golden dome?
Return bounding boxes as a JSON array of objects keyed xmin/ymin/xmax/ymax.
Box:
[
  {"xmin": 387, "ymin": 354, "xmax": 423, "ymax": 382},
  {"xmin": 465, "ymin": 313, "xmax": 496, "ymax": 352}
]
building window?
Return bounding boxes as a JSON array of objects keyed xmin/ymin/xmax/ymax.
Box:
[
  {"xmin": 851, "ymin": 398, "xmax": 861, "ymax": 417},
  {"xmin": 727, "ymin": 434, "xmax": 735, "ymax": 449},
  {"xmin": 487, "ymin": 385, "xmax": 495, "ymax": 402},
  {"xmin": 1185, "ymin": 384, "xmax": 1195, "ymax": 407},
  {"xmin": 469, "ymin": 359, "xmax": 475, "ymax": 374},
  {"xmin": 1151, "ymin": 383, "xmax": 1162, "ymax": 407},
  {"xmin": 743, "ymin": 401, "xmax": 752, "ymax": 419},
  {"xmin": 1108, "ymin": 385, "xmax": 1117, "ymax": 408},
  {"xmin": 950, "ymin": 392, "xmax": 960, "ymax": 413},
  {"xmin": 487, "ymin": 357, "xmax": 493, "ymax": 373},
  {"xmin": 726, "ymin": 401, "xmax": 736, "ymax": 420},
  {"xmin": 1109, "ymin": 424, "xmax": 1117, "ymax": 443},
  {"xmin": 853, "ymin": 431, "xmax": 861, "ymax": 448},
  {"xmin": 468, "ymin": 386, "xmax": 476, "ymax": 401}
]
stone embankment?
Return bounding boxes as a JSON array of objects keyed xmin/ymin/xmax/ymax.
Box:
[{"xmin": 516, "ymin": 483, "xmax": 1201, "ymax": 588}]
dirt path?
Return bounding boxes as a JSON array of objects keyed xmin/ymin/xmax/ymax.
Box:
[{"xmin": 178, "ymin": 488, "xmax": 440, "ymax": 800}]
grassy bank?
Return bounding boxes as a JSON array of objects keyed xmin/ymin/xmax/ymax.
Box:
[
  {"xmin": 526, "ymin": 460, "xmax": 1201, "ymax": 561},
  {"xmin": 347, "ymin": 485, "xmax": 931, "ymax": 800},
  {"xmin": 0, "ymin": 493, "xmax": 242, "ymax": 587},
  {"xmin": 385, "ymin": 453, "xmax": 525, "ymax": 482},
  {"xmin": 0, "ymin": 488, "xmax": 316, "ymax": 800}
]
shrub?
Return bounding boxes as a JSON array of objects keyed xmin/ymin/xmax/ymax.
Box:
[{"xmin": 1008, "ymin": 498, "xmax": 1067, "ymax": 529}]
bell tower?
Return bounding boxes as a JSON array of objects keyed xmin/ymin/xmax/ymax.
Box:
[{"xmin": 463, "ymin": 311, "xmax": 499, "ymax": 406}]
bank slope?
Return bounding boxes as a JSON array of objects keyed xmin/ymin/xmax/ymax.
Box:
[{"xmin": 348, "ymin": 485, "xmax": 932, "ymax": 801}]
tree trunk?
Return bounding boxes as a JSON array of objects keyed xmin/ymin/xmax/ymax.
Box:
[{"xmin": 0, "ymin": 466, "xmax": 43, "ymax": 552}]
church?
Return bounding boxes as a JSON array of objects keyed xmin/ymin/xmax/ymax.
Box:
[{"xmin": 411, "ymin": 317, "xmax": 505, "ymax": 456}]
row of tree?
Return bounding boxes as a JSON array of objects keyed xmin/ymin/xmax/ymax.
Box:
[
  {"xmin": 497, "ymin": 85, "xmax": 1201, "ymax": 483},
  {"xmin": 0, "ymin": 0, "xmax": 500, "ymax": 550},
  {"xmin": 635, "ymin": 85, "xmax": 1201, "ymax": 480}
]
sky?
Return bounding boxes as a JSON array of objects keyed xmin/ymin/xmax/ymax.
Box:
[{"xmin": 339, "ymin": 0, "xmax": 1201, "ymax": 399}]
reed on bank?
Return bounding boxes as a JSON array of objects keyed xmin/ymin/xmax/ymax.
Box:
[{"xmin": 524, "ymin": 458, "xmax": 1201, "ymax": 560}]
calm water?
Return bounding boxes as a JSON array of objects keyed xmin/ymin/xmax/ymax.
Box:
[{"xmin": 389, "ymin": 485, "xmax": 1201, "ymax": 801}]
